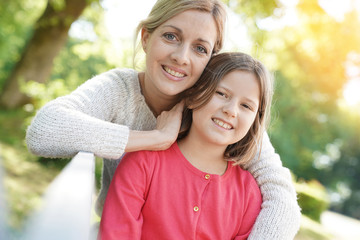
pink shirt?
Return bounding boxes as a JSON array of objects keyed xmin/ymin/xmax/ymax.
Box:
[{"xmin": 99, "ymin": 143, "xmax": 262, "ymax": 240}]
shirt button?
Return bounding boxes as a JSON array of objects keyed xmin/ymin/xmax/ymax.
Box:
[
  {"xmin": 204, "ymin": 174, "xmax": 210, "ymax": 180},
  {"xmin": 193, "ymin": 206, "xmax": 199, "ymax": 212}
]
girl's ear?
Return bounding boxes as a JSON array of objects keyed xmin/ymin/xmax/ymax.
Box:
[{"xmin": 141, "ymin": 28, "xmax": 150, "ymax": 53}]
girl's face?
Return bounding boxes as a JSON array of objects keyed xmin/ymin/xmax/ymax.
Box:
[
  {"xmin": 141, "ymin": 10, "xmax": 218, "ymax": 99},
  {"xmin": 189, "ymin": 70, "xmax": 260, "ymax": 148}
]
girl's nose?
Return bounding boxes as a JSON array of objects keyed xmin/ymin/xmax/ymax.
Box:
[
  {"xmin": 223, "ymin": 100, "xmax": 237, "ymax": 118},
  {"xmin": 171, "ymin": 44, "xmax": 190, "ymax": 65}
]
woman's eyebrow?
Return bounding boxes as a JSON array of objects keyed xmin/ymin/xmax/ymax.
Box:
[
  {"xmin": 161, "ymin": 24, "xmax": 212, "ymax": 46},
  {"xmin": 162, "ymin": 24, "xmax": 182, "ymax": 33}
]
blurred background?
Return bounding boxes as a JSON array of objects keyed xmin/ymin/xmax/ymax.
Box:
[{"xmin": 0, "ymin": 0, "xmax": 359, "ymax": 239}]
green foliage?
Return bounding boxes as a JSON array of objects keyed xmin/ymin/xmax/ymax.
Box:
[
  {"xmin": 0, "ymin": 0, "xmax": 47, "ymax": 90},
  {"xmin": 254, "ymin": 0, "xmax": 360, "ymax": 219},
  {"xmin": 49, "ymin": 0, "xmax": 66, "ymax": 11},
  {"xmin": 21, "ymin": 79, "xmax": 72, "ymax": 109},
  {"xmin": 269, "ymin": 73, "xmax": 335, "ymax": 178},
  {"xmin": 228, "ymin": 0, "xmax": 281, "ymax": 46},
  {"xmin": 53, "ymin": 39, "xmax": 115, "ymax": 80},
  {"xmin": 0, "ymin": 108, "xmax": 26, "ymax": 146},
  {"xmin": 296, "ymin": 180, "xmax": 330, "ymax": 222},
  {"xmin": 231, "ymin": 0, "xmax": 279, "ymax": 19},
  {"xmin": 322, "ymin": 110, "xmax": 360, "ymax": 218}
]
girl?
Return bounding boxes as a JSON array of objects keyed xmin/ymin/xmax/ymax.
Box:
[
  {"xmin": 99, "ymin": 52, "xmax": 273, "ymax": 239},
  {"xmin": 26, "ymin": 0, "xmax": 300, "ymax": 238}
]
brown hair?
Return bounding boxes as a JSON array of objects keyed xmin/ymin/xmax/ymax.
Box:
[
  {"xmin": 135, "ymin": 0, "xmax": 227, "ymax": 54},
  {"xmin": 178, "ymin": 52, "xmax": 274, "ymax": 166}
]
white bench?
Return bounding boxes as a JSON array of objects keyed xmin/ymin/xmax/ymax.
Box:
[{"xmin": 23, "ymin": 152, "xmax": 96, "ymax": 240}]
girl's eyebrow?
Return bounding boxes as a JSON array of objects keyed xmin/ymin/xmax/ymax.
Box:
[
  {"xmin": 243, "ymin": 97, "xmax": 259, "ymax": 107},
  {"xmin": 161, "ymin": 24, "xmax": 212, "ymax": 46},
  {"xmin": 219, "ymin": 86, "xmax": 259, "ymax": 107}
]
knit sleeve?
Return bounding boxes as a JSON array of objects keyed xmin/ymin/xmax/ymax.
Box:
[
  {"xmin": 26, "ymin": 69, "xmax": 131, "ymax": 160},
  {"xmin": 244, "ymin": 132, "xmax": 301, "ymax": 240}
]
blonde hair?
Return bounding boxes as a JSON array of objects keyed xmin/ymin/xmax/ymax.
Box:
[
  {"xmin": 134, "ymin": 0, "xmax": 226, "ymax": 65},
  {"xmin": 178, "ymin": 52, "xmax": 274, "ymax": 166}
]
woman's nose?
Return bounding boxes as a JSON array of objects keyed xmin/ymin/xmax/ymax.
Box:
[{"xmin": 171, "ymin": 44, "xmax": 190, "ymax": 65}]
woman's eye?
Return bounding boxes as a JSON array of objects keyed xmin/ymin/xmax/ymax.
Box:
[
  {"xmin": 163, "ymin": 33, "xmax": 177, "ymax": 41},
  {"xmin": 195, "ymin": 45, "xmax": 207, "ymax": 54}
]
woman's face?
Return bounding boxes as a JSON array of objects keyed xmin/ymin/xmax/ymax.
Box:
[
  {"xmin": 189, "ymin": 70, "xmax": 260, "ymax": 148},
  {"xmin": 141, "ymin": 9, "xmax": 218, "ymax": 99}
]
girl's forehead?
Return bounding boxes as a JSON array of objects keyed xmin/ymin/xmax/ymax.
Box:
[{"xmin": 219, "ymin": 71, "xmax": 260, "ymax": 98}]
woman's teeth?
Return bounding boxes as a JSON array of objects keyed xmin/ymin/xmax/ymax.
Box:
[{"xmin": 164, "ymin": 66, "xmax": 185, "ymax": 77}]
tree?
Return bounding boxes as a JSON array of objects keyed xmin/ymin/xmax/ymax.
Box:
[{"xmin": 0, "ymin": 0, "xmax": 96, "ymax": 109}]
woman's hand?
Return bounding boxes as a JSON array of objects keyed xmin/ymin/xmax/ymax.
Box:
[
  {"xmin": 155, "ymin": 101, "xmax": 184, "ymax": 149},
  {"xmin": 125, "ymin": 101, "xmax": 184, "ymax": 152}
]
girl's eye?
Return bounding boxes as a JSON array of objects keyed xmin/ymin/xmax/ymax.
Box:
[
  {"xmin": 195, "ymin": 45, "xmax": 208, "ymax": 54},
  {"xmin": 163, "ymin": 33, "xmax": 177, "ymax": 41},
  {"xmin": 241, "ymin": 103, "xmax": 254, "ymax": 111},
  {"xmin": 242, "ymin": 104, "xmax": 250, "ymax": 109},
  {"xmin": 216, "ymin": 91, "xmax": 227, "ymax": 98}
]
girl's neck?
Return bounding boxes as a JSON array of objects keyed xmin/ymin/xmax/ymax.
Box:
[
  {"xmin": 177, "ymin": 136, "xmax": 228, "ymax": 176},
  {"xmin": 138, "ymin": 72, "xmax": 178, "ymax": 117}
]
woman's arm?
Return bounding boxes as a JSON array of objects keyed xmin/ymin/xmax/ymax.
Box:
[
  {"xmin": 26, "ymin": 70, "xmax": 131, "ymax": 159},
  {"xmin": 25, "ymin": 77, "xmax": 122, "ymax": 159},
  {"xmin": 26, "ymin": 69, "xmax": 183, "ymax": 159},
  {"xmin": 244, "ymin": 132, "xmax": 301, "ymax": 240}
]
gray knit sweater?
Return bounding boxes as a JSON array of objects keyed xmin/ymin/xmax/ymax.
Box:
[{"xmin": 26, "ymin": 68, "xmax": 300, "ymax": 239}]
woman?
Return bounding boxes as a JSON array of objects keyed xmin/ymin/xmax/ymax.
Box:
[{"xmin": 26, "ymin": 0, "xmax": 300, "ymax": 239}]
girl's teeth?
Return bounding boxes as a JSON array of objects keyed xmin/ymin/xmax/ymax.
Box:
[
  {"xmin": 213, "ymin": 119, "xmax": 232, "ymax": 129},
  {"xmin": 164, "ymin": 66, "xmax": 185, "ymax": 77}
]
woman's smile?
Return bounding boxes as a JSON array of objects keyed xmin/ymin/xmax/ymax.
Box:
[{"xmin": 162, "ymin": 65, "xmax": 186, "ymax": 79}]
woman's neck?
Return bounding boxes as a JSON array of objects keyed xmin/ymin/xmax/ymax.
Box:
[
  {"xmin": 138, "ymin": 72, "xmax": 178, "ymax": 117},
  {"xmin": 178, "ymin": 135, "xmax": 228, "ymax": 176}
]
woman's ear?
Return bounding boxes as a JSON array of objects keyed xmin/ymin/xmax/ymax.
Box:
[{"xmin": 141, "ymin": 28, "xmax": 150, "ymax": 53}]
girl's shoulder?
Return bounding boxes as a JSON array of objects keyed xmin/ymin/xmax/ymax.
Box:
[
  {"xmin": 121, "ymin": 144, "xmax": 178, "ymax": 170},
  {"xmin": 231, "ymin": 165, "xmax": 259, "ymax": 189}
]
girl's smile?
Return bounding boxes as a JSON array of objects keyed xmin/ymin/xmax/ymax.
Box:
[{"xmin": 212, "ymin": 118, "xmax": 233, "ymax": 130}]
